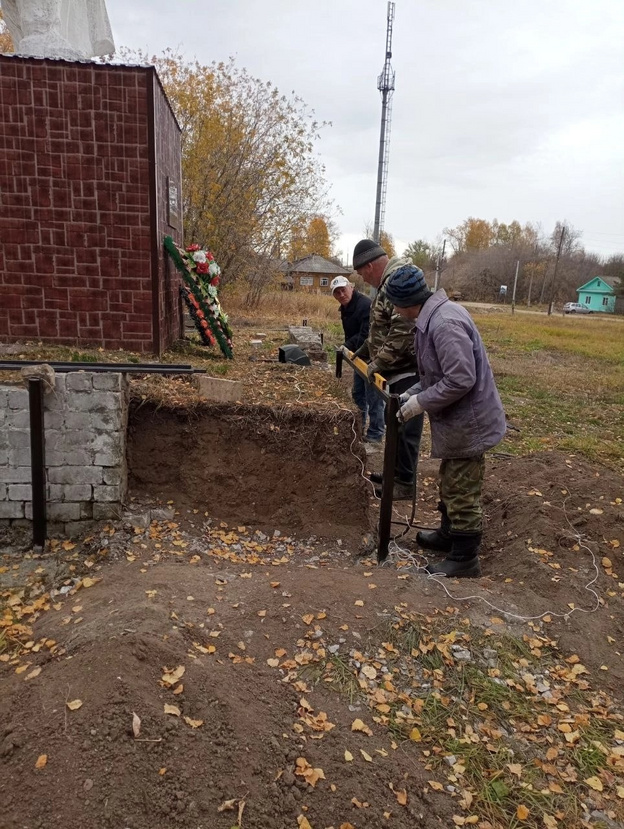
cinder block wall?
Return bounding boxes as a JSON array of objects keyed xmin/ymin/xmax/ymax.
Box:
[{"xmin": 0, "ymin": 372, "xmax": 128, "ymax": 534}]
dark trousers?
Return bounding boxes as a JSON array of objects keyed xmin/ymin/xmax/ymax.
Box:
[{"xmin": 388, "ymin": 375, "xmax": 423, "ymax": 485}]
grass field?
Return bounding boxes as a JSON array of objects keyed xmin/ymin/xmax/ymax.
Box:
[{"xmin": 4, "ymin": 293, "xmax": 622, "ymax": 471}]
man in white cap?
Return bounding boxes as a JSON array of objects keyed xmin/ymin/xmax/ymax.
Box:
[{"xmin": 330, "ymin": 275, "xmax": 385, "ymax": 446}]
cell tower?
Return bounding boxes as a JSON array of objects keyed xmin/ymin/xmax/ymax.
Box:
[{"xmin": 372, "ymin": 1, "xmax": 396, "ymax": 244}]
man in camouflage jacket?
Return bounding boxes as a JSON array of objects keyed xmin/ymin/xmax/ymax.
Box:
[{"xmin": 351, "ymin": 239, "xmax": 423, "ymax": 499}]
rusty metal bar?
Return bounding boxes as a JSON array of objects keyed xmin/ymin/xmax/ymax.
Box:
[
  {"xmin": 335, "ymin": 347, "xmax": 398, "ymax": 561},
  {"xmin": 28, "ymin": 379, "xmax": 47, "ymax": 548}
]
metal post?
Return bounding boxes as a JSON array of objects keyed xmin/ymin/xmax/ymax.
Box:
[
  {"xmin": 28, "ymin": 379, "xmax": 47, "ymax": 548},
  {"xmin": 511, "ymin": 259, "xmax": 520, "ymax": 315},
  {"xmin": 335, "ymin": 348, "xmax": 343, "ymax": 379},
  {"xmin": 378, "ymin": 394, "xmax": 399, "ymax": 562}
]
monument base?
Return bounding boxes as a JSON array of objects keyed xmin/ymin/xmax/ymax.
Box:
[{"xmin": 0, "ymin": 55, "xmax": 183, "ymax": 354}]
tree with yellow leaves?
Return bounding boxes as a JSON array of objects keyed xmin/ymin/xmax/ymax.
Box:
[
  {"xmin": 126, "ymin": 50, "xmax": 330, "ymax": 292},
  {"xmin": 288, "ymin": 215, "xmax": 338, "ymax": 261},
  {"xmin": 0, "ymin": 10, "xmax": 14, "ymax": 51}
]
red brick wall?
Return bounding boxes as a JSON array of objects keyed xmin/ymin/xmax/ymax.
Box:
[{"xmin": 0, "ymin": 57, "xmax": 182, "ymax": 353}]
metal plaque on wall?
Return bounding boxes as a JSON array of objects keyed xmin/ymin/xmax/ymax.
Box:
[{"xmin": 167, "ymin": 177, "xmax": 181, "ymax": 229}]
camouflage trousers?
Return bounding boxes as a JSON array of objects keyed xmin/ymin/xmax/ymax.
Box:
[{"xmin": 439, "ymin": 455, "xmax": 486, "ymax": 533}]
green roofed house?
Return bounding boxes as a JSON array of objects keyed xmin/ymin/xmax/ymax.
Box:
[{"xmin": 576, "ymin": 276, "xmax": 621, "ymax": 314}]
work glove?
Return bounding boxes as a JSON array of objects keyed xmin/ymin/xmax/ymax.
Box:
[{"xmin": 397, "ymin": 394, "xmax": 424, "ymax": 423}]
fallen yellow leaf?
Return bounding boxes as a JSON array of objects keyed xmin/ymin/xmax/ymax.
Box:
[
  {"xmin": 351, "ymin": 718, "xmax": 373, "ymax": 736},
  {"xmin": 183, "ymin": 716, "xmax": 204, "ymax": 729},
  {"xmin": 35, "ymin": 754, "xmax": 47, "ymax": 769},
  {"xmin": 585, "ymin": 776, "xmax": 603, "ymax": 792},
  {"xmin": 360, "ymin": 749, "xmax": 373, "ymax": 762},
  {"xmin": 409, "ymin": 727, "xmax": 422, "ymax": 742},
  {"xmin": 164, "ymin": 704, "xmax": 181, "ymax": 717},
  {"xmin": 297, "ymin": 816, "xmax": 312, "ymax": 829},
  {"xmin": 344, "ymin": 750, "xmax": 353, "ymax": 762},
  {"xmin": 517, "ymin": 804, "xmax": 530, "ymax": 820},
  {"xmin": 66, "ymin": 699, "xmax": 83, "ymax": 711}
]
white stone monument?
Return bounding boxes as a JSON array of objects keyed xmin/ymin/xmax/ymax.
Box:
[{"xmin": 1, "ymin": 0, "xmax": 115, "ymax": 59}]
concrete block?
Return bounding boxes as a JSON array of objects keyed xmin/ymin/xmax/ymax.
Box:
[
  {"xmin": 46, "ymin": 449, "xmax": 92, "ymax": 467},
  {"xmin": 93, "ymin": 484, "xmax": 121, "ymax": 502},
  {"xmin": 8, "ymin": 484, "xmax": 31, "ymax": 501},
  {"xmin": 93, "ymin": 502, "xmax": 123, "ymax": 521},
  {"xmin": 92, "ymin": 373, "xmax": 123, "ymax": 391},
  {"xmin": 0, "ymin": 483, "xmax": 7, "ymax": 500},
  {"xmin": 43, "ymin": 411, "xmax": 65, "ymax": 430},
  {"xmin": 48, "ymin": 466, "xmax": 103, "ymax": 485},
  {"xmin": 7, "ymin": 388, "xmax": 28, "ymax": 409},
  {"xmin": 0, "ymin": 466, "xmax": 31, "ymax": 484},
  {"xmin": 0, "ymin": 449, "xmax": 8, "ymax": 465},
  {"xmin": 6, "ymin": 409, "xmax": 30, "ymax": 428},
  {"xmin": 93, "ymin": 450, "xmax": 122, "ymax": 467},
  {"xmin": 79, "ymin": 501, "xmax": 93, "ymax": 520},
  {"xmin": 122, "ymin": 510, "xmax": 150, "ymax": 527},
  {"xmin": 70, "ymin": 391, "xmax": 120, "ymax": 413},
  {"xmin": 0, "ymin": 387, "xmax": 8, "ymax": 407},
  {"xmin": 45, "ymin": 390, "xmax": 66, "ymax": 412},
  {"xmin": 47, "ymin": 502, "xmax": 81, "ymax": 522},
  {"xmin": 196, "ymin": 375, "xmax": 244, "ymax": 403},
  {"xmin": 102, "ymin": 467, "xmax": 123, "ymax": 485},
  {"xmin": 8, "ymin": 447, "xmax": 31, "ymax": 466},
  {"xmin": 0, "ymin": 502, "xmax": 25, "ymax": 519},
  {"xmin": 66, "ymin": 372, "xmax": 93, "ymax": 392},
  {"xmin": 50, "ymin": 429, "xmax": 92, "ymax": 449},
  {"xmin": 8, "ymin": 430, "xmax": 30, "ymax": 450},
  {"xmin": 52, "ymin": 373, "xmax": 66, "ymax": 393},
  {"xmin": 47, "ymin": 484, "xmax": 92, "ymax": 502},
  {"xmin": 63, "ymin": 411, "xmax": 92, "ymax": 430},
  {"xmin": 90, "ymin": 411, "xmax": 122, "ymax": 431}
]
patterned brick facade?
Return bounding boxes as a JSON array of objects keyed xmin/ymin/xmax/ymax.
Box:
[{"xmin": 0, "ymin": 56, "xmax": 182, "ymax": 353}]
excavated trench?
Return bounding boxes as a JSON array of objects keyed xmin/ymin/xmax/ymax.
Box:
[{"xmin": 127, "ymin": 401, "xmax": 372, "ymax": 544}]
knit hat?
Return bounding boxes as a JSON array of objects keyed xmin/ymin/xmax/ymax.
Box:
[
  {"xmin": 385, "ymin": 265, "xmax": 433, "ymax": 308},
  {"xmin": 352, "ymin": 239, "xmax": 386, "ymax": 270}
]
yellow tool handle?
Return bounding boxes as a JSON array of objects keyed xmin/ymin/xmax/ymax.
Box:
[{"xmin": 345, "ymin": 350, "xmax": 387, "ymax": 391}]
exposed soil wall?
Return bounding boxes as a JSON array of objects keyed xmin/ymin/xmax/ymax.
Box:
[{"xmin": 127, "ymin": 402, "xmax": 371, "ymax": 543}]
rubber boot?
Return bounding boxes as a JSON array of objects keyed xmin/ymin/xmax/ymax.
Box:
[
  {"xmin": 417, "ymin": 501, "xmax": 452, "ymax": 552},
  {"xmin": 425, "ymin": 531, "xmax": 482, "ymax": 578}
]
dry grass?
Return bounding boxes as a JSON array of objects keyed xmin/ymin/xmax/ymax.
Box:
[{"xmin": 222, "ymin": 287, "xmax": 338, "ymax": 327}]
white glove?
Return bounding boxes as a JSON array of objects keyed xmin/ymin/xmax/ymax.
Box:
[{"xmin": 397, "ymin": 394, "xmax": 424, "ymax": 423}]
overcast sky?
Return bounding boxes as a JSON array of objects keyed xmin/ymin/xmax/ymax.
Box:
[{"xmin": 107, "ymin": 0, "xmax": 624, "ymax": 262}]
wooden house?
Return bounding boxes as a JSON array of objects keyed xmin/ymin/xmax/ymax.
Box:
[
  {"xmin": 281, "ymin": 254, "xmax": 352, "ymax": 293},
  {"xmin": 575, "ymin": 276, "xmax": 621, "ymax": 314}
]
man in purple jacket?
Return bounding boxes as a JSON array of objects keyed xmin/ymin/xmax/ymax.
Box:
[{"xmin": 385, "ymin": 266, "xmax": 507, "ymax": 578}]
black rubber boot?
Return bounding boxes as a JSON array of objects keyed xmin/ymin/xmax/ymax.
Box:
[
  {"xmin": 417, "ymin": 501, "xmax": 452, "ymax": 552},
  {"xmin": 425, "ymin": 531, "xmax": 482, "ymax": 578},
  {"xmin": 368, "ymin": 472, "xmax": 383, "ymax": 485}
]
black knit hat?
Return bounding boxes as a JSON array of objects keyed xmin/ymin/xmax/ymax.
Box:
[
  {"xmin": 385, "ymin": 265, "xmax": 433, "ymax": 308},
  {"xmin": 352, "ymin": 239, "xmax": 386, "ymax": 269}
]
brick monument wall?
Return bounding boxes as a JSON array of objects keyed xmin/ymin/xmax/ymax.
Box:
[{"xmin": 0, "ymin": 56, "xmax": 182, "ymax": 353}]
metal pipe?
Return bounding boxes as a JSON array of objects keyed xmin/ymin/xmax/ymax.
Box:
[
  {"xmin": 378, "ymin": 394, "xmax": 399, "ymax": 562},
  {"xmin": 334, "ymin": 347, "xmax": 399, "ymax": 562},
  {"xmin": 28, "ymin": 379, "xmax": 47, "ymax": 548},
  {"xmin": 0, "ymin": 360, "xmax": 206, "ymax": 374}
]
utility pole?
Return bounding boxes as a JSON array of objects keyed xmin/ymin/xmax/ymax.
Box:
[
  {"xmin": 372, "ymin": 2, "xmax": 396, "ymax": 244},
  {"xmin": 511, "ymin": 259, "xmax": 520, "ymax": 315},
  {"xmin": 434, "ymin": 239, "xmax": 446, "ymax": 291},
  {"xmin": 547, "ymin": 225, "xmax": 566, "ymax": 315}
]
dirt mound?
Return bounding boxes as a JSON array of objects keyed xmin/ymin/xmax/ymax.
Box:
[
  {"xmin": 0, "ymin": 561, "xmax": 455, "ymax": 829},
  {"xmin": 127, "ymin": 402, "xmax": 371, "ymax": 545}
]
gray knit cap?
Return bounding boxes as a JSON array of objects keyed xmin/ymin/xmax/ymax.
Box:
[
  {"xmin": 385, "ymin": 265, "xmax": 433, "ymax": 308},
  {"xmin": 352, "ymin": 239, "xmax": 386, "ymax": 269}
]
